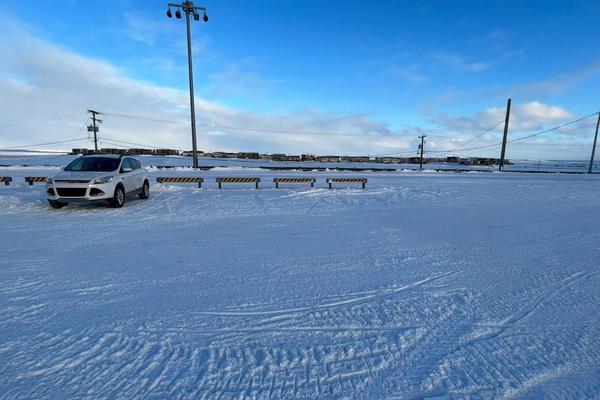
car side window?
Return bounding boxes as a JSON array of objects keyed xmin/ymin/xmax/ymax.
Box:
[
  {"xmin": 120, "ymin": 159, "xmax": 132, "ymax": 172},
  {"xmin": 134, "ymin": 159, "xmax": 141, "ymax": 170}
]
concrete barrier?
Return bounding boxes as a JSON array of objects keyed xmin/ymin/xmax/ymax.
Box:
[
  {"xmin": 156, "ymin": 177, "xmax": 203, "ymax": 188},
  {"xmin": 216, "ymin": 177, "xmax": 260, "ymax": 189},
  {"xmin": 273, "ymin": 177, "xmax": 315, "ymax": 188},
  {"xmin": 25, "ymin": 177, "xmax": 48, "ymax": 185},
  {"xmin": 326, "ymin": 178, "xmax": 367, "ymax": 189}
]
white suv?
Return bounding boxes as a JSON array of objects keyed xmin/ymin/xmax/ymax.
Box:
[{"xmin": 46, "ymin": 155, "xmax": 149, "ymax": 209}]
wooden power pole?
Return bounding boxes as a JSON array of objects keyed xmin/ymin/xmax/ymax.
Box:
[
  {"xmin": 589, "ymin": 112, "xmax": 600, "ymax": 174},
  {"xmin": 87, "ymin": 110, "xmax": 103, "ymax": 152},
  {"xmin": 499, "ymin": 98, "xmax": 511, "ymax": 171}
]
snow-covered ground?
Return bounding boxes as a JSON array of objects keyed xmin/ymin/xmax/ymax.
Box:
[{"xmin": 1, "ymin": 156, "xmax": 600, "ymax": 399}]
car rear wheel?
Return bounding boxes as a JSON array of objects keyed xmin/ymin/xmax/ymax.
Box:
[
  {"xmin": 48, "ymin": 200, "xmax": 67, "ymax": 209},
  {"xmin": 111, "ymin": 185, "xmax": 125, "ymax": 208},
  {"xmin": 139, "ymin": 180, "xmax": 149, "ymax": 199}
]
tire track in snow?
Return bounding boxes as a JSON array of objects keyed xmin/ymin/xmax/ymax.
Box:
[
  {"xmin": 396, "ymin": 270, "xmax": 600, "ymax": 398},
  {"xmin": 466, "ymin": 270, "xmax": 600, "ymax": 343},
  {"xmin": 196, "ymin": 271, "xmax": 456, "ymax": 318}
]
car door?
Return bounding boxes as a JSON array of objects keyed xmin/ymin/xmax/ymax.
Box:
[
  {"xmin": 132, "ymin": 159, "xmax": 144, "ymax": 189},
  {"xmin": 120, "ymin": 158, "xmax": 135, "ymax": 193}
]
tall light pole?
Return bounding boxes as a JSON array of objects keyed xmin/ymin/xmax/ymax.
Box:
[
  {"xmin": 167, "ymin": 1, "xmax": 208, "ymax": 169},
  {"xmin": 418, "ymin": 135, "xmax": 426, "ymax": 171}
]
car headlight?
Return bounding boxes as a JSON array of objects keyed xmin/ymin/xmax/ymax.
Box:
[
  {"xmin": 94, "ymin": 176, "xmax": 114, "ymax": 184},
  {"xmin": 46, "ymin": 177, "xmax": 53, "ymax": 184}
]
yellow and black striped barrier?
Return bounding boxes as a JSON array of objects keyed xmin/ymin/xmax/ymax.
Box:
[
  {"xmin": 216, "ymin": 177, "xmax": 260, "ymax": 189},
  {"xmin": 273, "ymin": 177, "xmax": 316, "ymax": 189},
  {"xmin": 326, "ymin": 178, "xmax": 367, "ymax": 189},
  {"xmin": 156, "ymin": 177, "xmax": 204, "ymax": 188},
  {"xmin": 25, "ymin": 177, "xmax": 48, "ymax": 186},
  {"xmin": 0, "ymin": 176, "xmax": 13, "ymax": 186}
]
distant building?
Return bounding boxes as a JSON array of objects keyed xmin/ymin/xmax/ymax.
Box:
[
  {"xmin": 301, "ymin": 154, "xmax": 316, "ymax": 161},
  {"xmin": 468, "ymin": 157, "xmax": 501, "ymax": 166},
  {"xmin": 101, "ymin": 148, "xmax": 127, "ymax": 155},
  {"xmin": 270, "ymin": 153, "xmax": 286, "ymax": 161},
  {"xmin": 128, "ymin": 148, "xmax": 155, "ymax": 155},
  {"xmin": 155, "ymin": 148, "xmax": 180, "ymax": 156},
  {"xmin": 71, "ymin": 148, "xmax": 89, "ymax": 155},
  {"xmin": 341, "ymin": 156, "xmax": 370, "ymax": 163},
  {"xmin": 318, "ymin": 156, "xmax": 341, "ymax": 163},
  {"xmin": 270, "ymin": 154, "xmax": 301, "ymax": 161},
  {"xmin": 181, "ymin": 150, "xmax": 205, "ymax": 157},
  {"xmin": 375, "ymin": 157, "xmax": 403, "ymax": 164},
  {"xmin": 210, "ymin": 152, "xmax": 237, "ymax": 158},
  {"xmin": 237, "ymin": 152, "xmax": 260, "ymax": 159}
]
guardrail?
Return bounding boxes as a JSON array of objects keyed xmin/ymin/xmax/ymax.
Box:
[
  {"xmin": 25, "ymin": 177, "xmax": 48, "ymax": 185},
  {"xmin": 156, "ymin": 177, "xmax": 204, "ymax": 188},
  {"xmin": 273, "ymin": 177, "xmax": 316, "ymax": 188},
  {"xmin": 0, "ymin": 176, "xmax": 12, "ymax": 186},
  {"xmin": 326, "ymin": 178, "xmax": 367, "ymax": 189},
  {"xmin": 216, "ymin": 177, "xmax": 260, "ymax": 189}
]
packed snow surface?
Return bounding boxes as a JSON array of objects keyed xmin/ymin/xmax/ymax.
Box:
[{"xmin": 1, "ymin": 157, "xmax": 600, "ymax": 399}]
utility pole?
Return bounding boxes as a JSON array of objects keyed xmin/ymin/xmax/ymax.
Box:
[
  {"xmin": 499, "ymin": 98, "xmax": 512, "ymax": 171},
  {"xmin": 588, "ymin": 112, "xmax": 600, "ymax": 174},
  {"xmin": 167, "ymin": 1, "xmax": 208, "ymax": 169},
  {"xmin": 418, "ymin": 135, "xmax": 426, "ymax": 171},
  {"xmin": 87, "ymin": 110, "xmax": 102, "ymax": 152}
]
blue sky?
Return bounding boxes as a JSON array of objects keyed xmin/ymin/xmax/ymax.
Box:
[{"xmin": 0, "ymin": 0, "xmax": 599, "ymax": 158}]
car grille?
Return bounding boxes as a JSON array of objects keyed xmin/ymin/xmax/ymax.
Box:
[
  {"xmin": 56, "ymin": 188, "xmax": 87, "ymax": 197},
  {"xmin": 54, "ymin": 180, "xmax": 91, "ymax": 183}
]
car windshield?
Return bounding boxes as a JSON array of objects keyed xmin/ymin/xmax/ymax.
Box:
[{"xmin": 64, "ymin": 157, "xmax": 120, "ymax": 172}]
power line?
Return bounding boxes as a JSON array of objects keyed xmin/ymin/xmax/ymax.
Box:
[
  {"xmin": 104, "ymin": 112, "xmax": 182, "ymax": 124},
  {"xmin": 97, "ymin": 140, "xmax": 130, "ymax": 149},
  {"xmin": 104, "ymin": 111, "xmax": 408, "ymax": 138},
  {"xmin": 373, "ymin": 149, "xmax": 421, "ymax": 157},
  {"xmin": 506, "ymin": 111, "xmax": 600, "ymax": 144},
  {"xmin": 427, "ymin": 112, "xmax": 600, "ymax": 154},
  {"xmin": 0, "ymin": 137, "xmax": 89, "ymax": 150},
  {"xmin": 437, "ymin": 120, "xmax": 505, "ymax": 157},
  {"xmin": 98, "ymin": 137, "xmax": 157, "ymax": 149},
  {"xmin": 0, "ymin": 113, "xmax": 87, "ymax": 129}
]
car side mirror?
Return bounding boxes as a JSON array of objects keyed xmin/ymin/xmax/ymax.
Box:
[{"xmin": 121, "ymin": 167, "xmax": 132, "ymax": 173}]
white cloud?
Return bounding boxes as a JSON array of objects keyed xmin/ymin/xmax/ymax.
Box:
[
  {"xmin": 431, "ymin": 51, "xmax": 491, "ymax": 72},
  {"xmin": 391, "ymin": 64, "xmax": 428, "ymax": 83},
  {"xmin": 206, "ymin": 62, "xmax": 283, "ymax": 97},
  {"xmin": 0, "ymin": 14, "xmax": 592, "ymax": 160},
  {"xmin": 0, "ymin": 18, "xmax": 416, "ymax": 156},
  {"xmin": 434, "ymin": 101, "xmax": 574, "ymax": 135},
  {"xmin": 427, "ymin": 101, "xmax": 596, "ymax": 159},
  {"xmin": 509, "ymin": 64, "xmax": 600, "ymax": 98}
]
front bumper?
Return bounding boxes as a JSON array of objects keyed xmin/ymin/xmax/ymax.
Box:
[{"xmin": 46, "ymin": 181, "xmax": 114, "ymax": 202}]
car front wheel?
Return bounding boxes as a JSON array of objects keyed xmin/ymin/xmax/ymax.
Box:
[
  {"xmin": 139, "ymin": 180, "xmax": 149, "ymax": 199},
  {"xmin": 111, "ymin": 185, "xmax": 125, "ymax": 208},
  {"xmin": 48, "ymin": 200, "xmax": 67, "ymax": 209}
]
